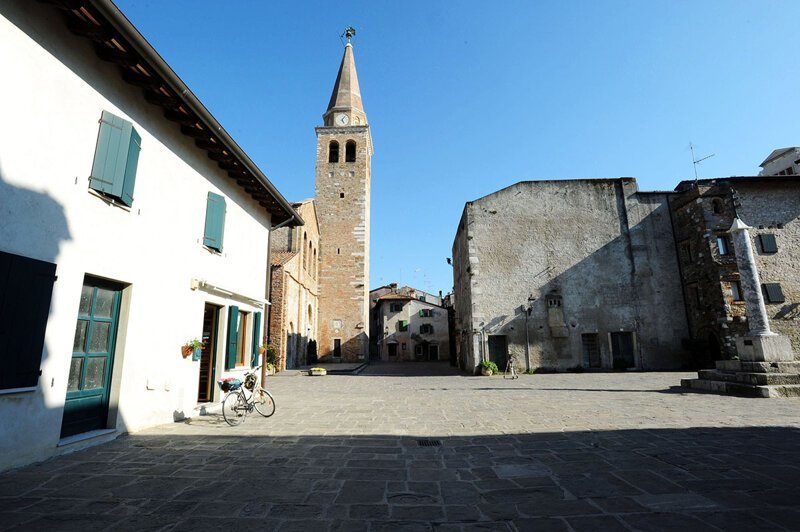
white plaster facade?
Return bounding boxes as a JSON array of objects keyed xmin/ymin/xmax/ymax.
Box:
[{"xmin": 0, "ymin": 3, "xmax": 296, "ymax": 470}]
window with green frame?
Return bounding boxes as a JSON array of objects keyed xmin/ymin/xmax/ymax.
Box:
[
  {"xmin": 398, "ymin": 320, "xmax": 409, "ymax": 332},
  {"xmin": 89, "ymin": 110, "xmax": 141, "ymax": 207}
]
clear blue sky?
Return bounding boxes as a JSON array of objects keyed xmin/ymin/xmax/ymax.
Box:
[{"xmin": 116, "ymin": 0, "xmax": 799, "ymax": 295}]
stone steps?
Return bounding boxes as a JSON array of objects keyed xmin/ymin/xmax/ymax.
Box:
[
  {"xmin": 716, "ymin": 360, "xmax": 800, "ymax": 373},
  {"xmin": 681, "ymin": 378, "xmax": 800, "ymax": 398},
  {"xmin": 697, "ymin": 369, "xmax": 800, "ymax": 386}
]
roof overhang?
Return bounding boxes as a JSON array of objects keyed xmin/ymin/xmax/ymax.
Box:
[{"xmin": 39, "ymin": 0, "xmax": 303, "ymax": 227}]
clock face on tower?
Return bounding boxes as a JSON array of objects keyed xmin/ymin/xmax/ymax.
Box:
[{"xmin": 336, "ymin": 113, "xmax": 349, "ymax": 126}]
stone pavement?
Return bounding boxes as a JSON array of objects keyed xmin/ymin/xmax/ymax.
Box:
[{"xmin": 2, "ymin": 363, "xmax": 800, "ymax": 531}]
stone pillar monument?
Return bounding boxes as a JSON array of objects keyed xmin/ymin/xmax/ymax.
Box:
[{"xmin": 729, "ymin": 218, "xmax": 793, "ymax": 362}]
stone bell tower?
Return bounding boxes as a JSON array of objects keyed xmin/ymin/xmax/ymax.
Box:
[{"xmin": 315, "ymin": 36, "xmax": 373, "ymax": 361}]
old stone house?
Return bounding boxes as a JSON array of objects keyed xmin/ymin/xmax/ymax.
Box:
[
  {"xmin": 268, "ymin": 200, "xmax": 320, "ymax": 370},
  {"xmin": 452, "ymin": 173, "xmax": 798, "ymax": 374},
  {"xmin": 453, "ymin": 178, "xmax": 692, "ymax": 373},
  {"xmin": 371, "ymin": 288, "xmax": 451, "ymax": 362},
  {"xmin": 671, "ymin": 176, "xmax": 800, "ymax": 365},
  {"xmin": 0, "ymin": 0, "xmax": 300, "ymax": 470}
]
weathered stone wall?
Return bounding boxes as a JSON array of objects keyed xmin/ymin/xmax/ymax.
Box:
[
  {"xmin": 315, "ymin": 126, "xmax": 371, "ymax": 361},
  {"xmin": 736, "ymin": 181, "xmax": 800, "ymax": 354},
  {"xmin": 452, "ymin": 179, "xmax": 689, "ymax": 373}
]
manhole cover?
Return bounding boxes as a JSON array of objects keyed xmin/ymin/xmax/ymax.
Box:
[{"xmin": 417, "ymin": 439, "xmax": 442, "ymax": 447}]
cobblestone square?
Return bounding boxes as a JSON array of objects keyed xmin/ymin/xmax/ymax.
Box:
[{"xmin": 1, "ymin": 364, "xmax": 799, "ymax": 531}]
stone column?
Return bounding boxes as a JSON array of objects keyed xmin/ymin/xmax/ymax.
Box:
[
  {"xmin": 729, "ymin": 218, "xmax": 771, "ymax": 336},
  {"xmin": 729, "ymin": 218, "xmax": 793, "ymax": 362}
]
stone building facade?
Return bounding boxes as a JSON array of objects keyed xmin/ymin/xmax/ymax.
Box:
[
  {"xmin": 268, "ymin": 200, "xmax": 319, "ymax": 370},
  {"xmin": 453, "ymin": 174, "xmax": 799, "ymax": 374},
  {"xmin": 671, "ymin": 176, "xmax": 800, "ymax": 365},
  {"xmin": 315, "ymin": 43, "xmax": 373, "ymax": 362},
  {"xmin": 452, "ymin": 178, "xmax": 690, "ymax": 373},
  {"xmin": 371, "ymin": 292, "xmax": 451, "ymax": 362}
]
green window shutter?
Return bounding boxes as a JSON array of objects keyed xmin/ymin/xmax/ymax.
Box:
[
  {"xmin": 760, "ymin": 234, "xmax": 778, "ymax": 254},
  {"xmin": 120, "ymin": 127, "xmax": 141, "ymax": 207},
  {"xmin": 419, "ymin": 309, "xmax": 424, "ymax": 317},
  {"xmin": 225, "ymin": 305, "xmax": 239, "ymax": 370},
  {"xmin": 89, "ymin": 111, "xmax": 140, "ymax": 206},
  {"xmin": 203, "ymin": 192, "xmax": 227, "ymax": 251},
  {"xmin": 251, "ymin": 311, "xmax": 262, "ymax": 367},
  {"xmin": 0, "ymin": 251, "xmax": 57, "ymax": 390}
]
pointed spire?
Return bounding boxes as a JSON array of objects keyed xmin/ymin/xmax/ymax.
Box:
[{"xmin": 324, "ymin": 43, "xmax": 367, "ymax": 125}]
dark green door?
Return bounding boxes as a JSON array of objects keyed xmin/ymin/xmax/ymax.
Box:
[{"xmin": 61, "ymin": 279, "xmax": 122, "ymax": 438}]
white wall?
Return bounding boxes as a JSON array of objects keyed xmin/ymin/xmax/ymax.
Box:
[{"xmin": 0, "ymin": 4, "xmax": 273, "ymax": 469}]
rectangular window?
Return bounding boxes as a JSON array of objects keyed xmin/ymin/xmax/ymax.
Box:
[
  {"xmin": 89, "ymin": 110, "xmax": 141, "ymax": 207},
  {"xmin": 420, "ymin": 324, "xmax": 433, "ymax": 334},
  {"xmin": 759, "ymin": 234, "xmax": 778, "ymax": 254},
  {"xmin": 399, "ymin": 320, "xmax": 409, "ymax": 332},
  {"xmin": 763, "ymin": 283, "xmax": 785, "ymax": 304},
  {"xmin": 419, "ymin": 309, "xmax": 432, "ymax": 318},
  {"xmin": 0, "ymin": 251, "xmax": 57, "ymax": 390},
  {"xmin": 333, "ymin": 338, "xmax": 342, "ymax": 358},
  {"xmin": 716, "ymin": 236, "xmax": 730, "ymax": 256},
  {"xmin": 235, "ymin": 311, "xmax": 250, "ymax": 367},
  {"xmin": 401, "ymin": 343, "xmax": 407, "ymax": 351},
  {"xmin": 419, "ymin": 295, "xmax": 426, "ymax": 302},
  {"xmin": 203, "ymin": 192, "xmax": 227, "ymax": 252},
  {"xmin": 389, "ymin": 302, "xmax": 402, "ymax": 312},
  {"xmin": 730, "ymin": 282, "xmax": 743, "ymax": 302}
]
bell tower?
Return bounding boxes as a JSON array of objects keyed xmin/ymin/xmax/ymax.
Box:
[{"xmin": 315, "ymin": 35, "xmax": 373, "ymax": 361}]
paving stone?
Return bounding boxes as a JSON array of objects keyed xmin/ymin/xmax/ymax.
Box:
[
  {"xmin": 566, "ymin": 515, "xmax": 629, "ymax": 531},
  {"xmin": 2, "ymin": 368, "xmax": 800, "ymax": 530}
]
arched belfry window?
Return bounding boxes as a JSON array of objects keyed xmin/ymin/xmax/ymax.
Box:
[
  {"xmin": 345, "ymin": 140, "xmax": 356, "ymax": 163},
  {"xmin": 328, "ymin": 141, "xmax": 339, "ymax": 163}
]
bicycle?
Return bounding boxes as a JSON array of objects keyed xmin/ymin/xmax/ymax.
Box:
[
  {"xmin": 504, "ymin": 354, "xmax": 519, "ymax": 380},
  {"xmin": 218, "ymin": 366, "xmax": 275, "ymax": 426}
]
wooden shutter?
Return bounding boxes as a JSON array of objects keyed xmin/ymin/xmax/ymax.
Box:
[
  {"xmin": 120, "ymin": 127, "xmax": 141, "ymax": 207},
  {"xmin": 250, "ymin": 311, "xmax": 262, "ymax": 367},
  {"xmin": 203, "ymin": 192, "xmax": 227, "ymax": 251},
  {"xmin": 89, "ymin": 111, "xmax": 140, "ymax": 206},
  {"xmin": 759, "ymin": 234, "xmax": 778, "ymax": 254},
  {"xmin": 0, "ymin": 251, "xmax": 57, "ymax": 390},
  {"xmin": 225, "ymin": 305, "xmax": 239, "ymax": 369},
  {"xmin": 763, "ymin": 283, "xmax": 785, "ymax": 304}
]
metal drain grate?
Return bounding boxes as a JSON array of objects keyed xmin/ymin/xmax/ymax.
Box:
[{"xmin": 417, "ymin": 439, "xmax": 442, "ymax": 447}]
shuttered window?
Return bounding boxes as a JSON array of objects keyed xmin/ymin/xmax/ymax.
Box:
[
  {"xmin": 763, "ymin": 283, "xmax": 785, "ymax": 304},
  {"xmin": 203, "ymin": 192, "xmax": 226, "ymax": 252},
  {"xmin": 89, "ymin": 110, "xmax": 141, "ymax": 207},
  {"xmin": 250, "ymin": 311, "xmax": 262, "ymax": 367},
  {"xmin": 759, "ymin": 234, "xmax": 778, "ymax": 254},
  {"xmin": 420, "ymin": 324, "xmax": 434, "ymax": 334},
  {"xmin": 225, "ymin": 305, "xmax": 239, "ymax": 370},
  {"xmin": 0, "ymin": 251, "xmax": 57, "ymax": 390},
  {"xmin": 399, "ymin": 320, "xmax": 409, "ymax": 332}
]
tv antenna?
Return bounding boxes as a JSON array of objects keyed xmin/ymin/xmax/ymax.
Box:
[{"xmin": 689, "ymin": 142, "xmax": 715, "ymax": 181}]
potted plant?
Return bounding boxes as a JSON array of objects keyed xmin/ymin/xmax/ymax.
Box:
[
  {"xmin": 265, "ymin": 363, "xmax": 276, "ymax": 376},
  {"xmin": 182, "ymin": 338, "xmax": 203, "ymax": 359},
  {"xmin": 309, "ymin": 367, "xmax": 327, "ymax": 376},
  {"xmin": 480, "ymin": 360, "xmax": 499, "ymax": 376}
]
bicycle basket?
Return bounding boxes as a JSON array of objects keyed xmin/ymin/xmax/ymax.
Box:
[
  {"xmin": 218, "ymin": 378, "xmax": 242, "ymax": 392},
  {"xmin": 244, "ymin": 373, "xmax": 257, "ymax": 391}
]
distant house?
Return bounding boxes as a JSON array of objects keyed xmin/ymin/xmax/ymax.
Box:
[
  {"xmin": 0, "ymin": 0, "xmax": 300, "ymax": 470},
  {"xmin": 370, "ymin": 286, "xmax": 450, "ymax": 361},
  {"xmin": 758, "ymin": 147, "xmax": 800, "ymax": 176},
  {"xmin": 268, "ymin": 200, "xmax": 320, "ymax": 370}
]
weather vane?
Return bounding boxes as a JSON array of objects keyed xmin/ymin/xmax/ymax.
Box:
[{"xmin": 342, "ymin": 26, "xmax": 356, "ymax": 43}]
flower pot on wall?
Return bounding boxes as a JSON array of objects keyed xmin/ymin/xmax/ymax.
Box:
[{"xmin": 181, "ymin": 346, "xmax": 193, "ymax": 358}]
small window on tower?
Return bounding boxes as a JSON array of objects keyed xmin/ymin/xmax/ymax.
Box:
[
  {"xmin": 340, "ymin": 192, "xmax": 345, "ymax": 198},
  {"xmin": 329, "ymin": 141, "xmax": 339, "ymax": 163},
  {"xmin": 345, "ymin": 141, "xmax": 356, "ymax": 163}
]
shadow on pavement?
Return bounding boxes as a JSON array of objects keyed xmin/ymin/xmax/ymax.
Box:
[{"xmin": 0, "ymin": 426, "xmax": 798, "ymax": 530}]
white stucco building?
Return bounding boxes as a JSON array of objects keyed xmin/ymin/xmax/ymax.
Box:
[
  {"xmin": 0, "ymin": 0, "xmax": 301, "ymax": 470},
  {"xmin": 372, "ymin": 290, "xmax": 451, "ymax": 362}
]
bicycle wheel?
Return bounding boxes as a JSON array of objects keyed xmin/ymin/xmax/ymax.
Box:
[
  {"xmin": 222, "ymin": 391, "xmax": 247, "ymax": 426},
  {"xmin": 253, "ymin": 387, "xmax": 276, "ymax": 417}
]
